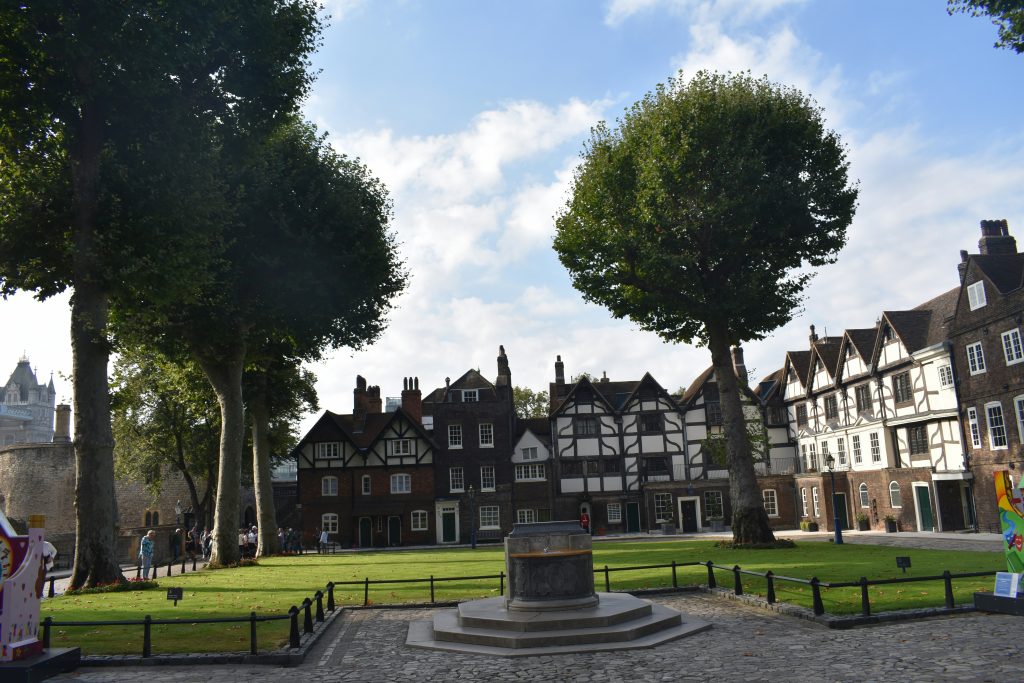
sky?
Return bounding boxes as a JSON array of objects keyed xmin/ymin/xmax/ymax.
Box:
[{"xmin": 3, "ymin": 0, "xmax": 1023, "ymax": 437}]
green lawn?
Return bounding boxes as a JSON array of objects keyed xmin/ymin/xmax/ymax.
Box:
[{"xmin": 42, "ymin": 539, "xmax": 1003, "ymax": 655}]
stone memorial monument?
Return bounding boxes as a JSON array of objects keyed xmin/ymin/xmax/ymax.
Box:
[{"xmin": 408, "ymin": 520, "xmax": 709, "ymax": 656}]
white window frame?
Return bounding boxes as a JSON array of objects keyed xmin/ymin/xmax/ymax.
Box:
[
  {"xmin": 479, "ymin": 423, "xmax": 494, "ymax": 448},
  {"xmin": 321, "ymin": 475, "xmax": 338, "ymax": 497},
  {"xmin": 938, "ymin": 364, "xmax": 954, "ymax": 388},
  {"xmin": 411, "ymin": 510, "xmax": 428, "ymax": 531},
  {"xmin": 703, "ymin": 490, "xmax": 724, "ymax": 520},
  {"xmin": 390, "ymin": 473, "xmax": 411, "ymax": 494},
  {"xmin": 462, "ymin": 389, "xmax": 478, "ymax": 402},
  {"xmin": 479, "ymin": 505, "xmax": 500, "ymax": 529},
  {"xmin": 967, "ymin": 407, "xmax": 982, "ymax": 448},
  {"xmin": 1002, "ymin": 329, "xmax": 1024, "ymax": 366},
  {"xmin": 812, "ymin": 486, "xmax": 820, "ymax": 517},
  {"xmin": 1015, "ymin": 396, "xmax": 1024, "ymax": 444},
  {"xmin": 801, "ymin": 487, "xmax": 808, "ymax": 517},
  {"xmin": 392, "ymin": 439, "xmax": 412, "ymax": 456},
  {"xmin": 315, "ymin": 442, "xmax": 340, "ymax": 460},
  {"xmin": 516, "ymin": 509, "xmax": 536, "ymax": 524},
  {"xmin": 449, "ymin": 466, "xmax": 464, "ymax": 492},
  {"xmin": 837, "ymin": 438, "xmax": 847, "ymax": 466},
  {"xmin": 480, "ymin": 465, "xmax": 495, "ymax": 491},
  {"xmin": 515, "ymin": 463, "xmax": 545, "ymax": 481},
  {"xmin": 808, "ymin": 443, "xmax": 818, "ymax": 471},
  {"xmin": 321, "ymin": 513, "xmax": 338, "ymax": 534},
  {"xmin": 361, "ymin": 475, "xmax": 371, "ymax": 496},
  {"xmin": 448, "ymin": 424, "xmax": 463, "ymax": 449},
  {"xmin": 654, "ymin": 492, "xmax": 673, "ymax": 522},
  {"xmin": 821, "ymin": 441, "xmax": 830, "ymax": 466},
  {"xmin": 967, "ymin": 342, "xmax": 986, "ymax": 375},
  {"xmin": 521, "ymin": 446, "xmax": 539, "ymax": 461},
  {"xmin": 859, "ymin": 483, "xmax": 869, "ymax": 508},
  {"xmin": 889, "ymin": 481, "xmax": 902, "ymax": 508},
  {"xmin": 967, "ymin": 280, "xmax": 986, "ymax": 310},
  {"xmin": 869, "ymin": 433, "xmax": 881, "ymax": 463},
  {"xmin": 852, "ymin": 435, "xmax": 862, "ymax": 464},
  {"xmin": 607, "ymin": 503, "xmax": 622, "ymax": 523},
  {"xmin": 762, "ymin": 489, "xmax": 778, "ymax": 518},
  {"xmin": 986, "ymin": 401, "xmax": 1008, "ymax": 450}
]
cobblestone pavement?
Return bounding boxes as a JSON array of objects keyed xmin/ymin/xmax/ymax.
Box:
[{"xmin": 53, "ymin": 592, "xmax": 1017, "ymax": 683}]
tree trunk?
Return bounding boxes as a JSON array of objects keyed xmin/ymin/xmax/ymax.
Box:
[
  {"xmin": 707, "ymin": 326, "xmax": 776, "ymax": 545},
  {"xmin": 249, "ymin": 372, "xmax": 280, "ymax": 557},
  {"xmin": 194, "ymin": 340, "xmax": 247, "ymax": 565},
  {"xmin": 69, "ymin": 94, "xmax": 124, "ymax": 589}
]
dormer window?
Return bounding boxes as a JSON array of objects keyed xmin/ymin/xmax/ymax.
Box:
[
  {"xmin": 882, "ymin": 326, "xmax": 895, "ymax": 343},
  {"xmin": 967, "ymin": 281, "xmax": 986, "ymax": 310},
  {"xmin": 462, "ymin": 389, "xmax": 478, "ymax": 403}
]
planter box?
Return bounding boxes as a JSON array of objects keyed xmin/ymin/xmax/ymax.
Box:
[
  {"xmin": 800, "ymin": 521, "xmax": 819, "ymax": 532},
  {"xmin": 661, "ymin": 523, "xmax": 676, "ymax": 535},
  {"xmin": 856, "ymin": 519, "xmax": 870, "ymax": 531},
  {"xmin": 709, "ymin": 519, "xmax": 725, "ymax": 532},
  {"xmin": 884, "ymin": 519, "xmax": 898, "ymax": 533}
]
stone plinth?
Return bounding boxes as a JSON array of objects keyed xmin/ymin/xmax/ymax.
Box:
[{"xmin": 505, "ymin": 521, "xmax": 597, "ymax": 611}]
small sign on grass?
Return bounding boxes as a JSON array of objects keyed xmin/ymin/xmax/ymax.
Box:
[
  {"xmin": 895, "ymin": 556, "xmax": 911, "ymax": 573},
  {"xmin": 167, "ymin": 587, "xmax": 184, "ymax": 606}
]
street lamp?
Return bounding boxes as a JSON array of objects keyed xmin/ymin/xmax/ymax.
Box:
[
  {"xmin": 468, "ymin": 485, "xmax": 477, "ymax": 550},
  {"xmin": 823, "ymin": 454, "xmax": 844, "ymax": 545}
]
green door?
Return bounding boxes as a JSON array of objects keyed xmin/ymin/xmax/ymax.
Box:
[
  {"xmin": 834, "ymin": 493, "xmax": 849, "ymax": 530},
  {"xmin": 442, "ymin": 509, "xmax": 457, "ymax": 543},
  {"xmin": 915, "ymin": 486, "xmax": 934, "ymax": 531},
  {"xmin": 358, "ymin": 517, "xmax": 372, "ymax": 548},
  {"xmin": 625, "ymin": 502, "xmax": 641, "ymax": 533},
  {"xmin": 388, "ymin": 516, "xmax": 402, "ymax": 546}
]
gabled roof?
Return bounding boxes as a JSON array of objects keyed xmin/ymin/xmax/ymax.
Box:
[
  {"xmin": 550, "ymin": 375, "xmax": 626, "ymax": 415},
  {"xmin": 5, "ymin": 359, "xmax": 41, "ymax": 391},
  {"xmin": 875, "ymin": 286, "xmax": 958, "ymax": 359},
  {"xmin": 810, "ymin": 336, "xmax": 843, "ymax": 380},
  {"xmin": 844, "ymin": 328, "xmax": 878, "ymax": 360},
  {"xmin": 680, "ymin": 366, "xmax": 714, "ymax": 404},
  {"xmin": 783, "ymin": 350, "xmax": 812, "ymax": 388},
  {"xmin": 972, "ymin": 253, "xmax": 1024, "ymax": 294},
  {"xmin": 913, "ymin": 286, "xmax": 959, "ymax": 347},
  {"xmin": 423, "ymin": 368, "xmax": 498, "ymax": 405},
  {"xmin": 756, "ymin": 368, "xmax": 784, "ymax": 402},
  {"xmin": 291, "ymin": 406, "xmax": 434, "ymax": 454},
  {"xmin": 515, "ymin": 417, "xmax": 551, "ymax": 446}
]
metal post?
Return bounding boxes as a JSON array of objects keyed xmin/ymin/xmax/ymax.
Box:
[
  {"xmin": 430, "ymin": 575, "xmax": 435, "ymax": 603},
  {"xmin": 327, "ymin": 582, "xmax": 336, "ymax": 612},
  {"xmin": 249, "ymin": 611, "xmax": 258, "ymax": 655},
  {"xmin": 469, "ymin": 485, "xmax": 477, "ymax": 550},
  {"xmin": 181, "ymin": 556, "xmax": 186, "ymax": 574},
  {"xmin": 289, "ymin": 606, "xmax": 300, "ymax": 648},
  {"xmin": 364, "ymin": 577, "xmax": 369, "ymax": 606},
  {"xmin": 315, "ymin": 590, "xmax": 324, "ymax": 622},
  {"xmin": 499, "ymin": 571, "xmax": 505, "ymax": 596},
  {"xmin": 303, "ymin": 598, "xmax": 313, "ymax": 634},
  {"xmin": 860, "ymin": 576, "xmax": 870, "ymax": 616},
  {"xmin": 48, "ymin": 576, "xmax": 55, "ymax": 598},
  {"xmin": 732, "ymin": 565, "xmax": 743, "ymax": 596},
  {"xmin": 167, "ymin": 560, "xmax": 172, "ymax": 578},
  {"xmin": 765, "ymin": 571, "xmax": 775, "ymax": 604},
  {"xmin": 43, "ymin": 617, "xmax": 52, "ymax": 649},
  {"xmin": 136, "ymin": 564, "xmax": 141, "ymax": 580},
  {"xmin": 604, "ymin": 565, "xmax": 610, "ymax": 592},
  {"xmin": 811, "ymin": 577, "xmax": 824, "ymax": 615},
  {"xmin": 671, "ymin": 560, "xmax": 677, "ymax": 589},
  {"xmin": 943, "ymin": 570, "xmax": 955, "ymax": 609},
  {"xmin": 143, "ymin": 615, "xmax": 152, "ymax": 658},
  {"xmin": 826, "ymin": 457, "xmax": 843, "ymax": 544},
  {"xmin": 706, "ymin": 561, "xmax": 716, "ymax": 589},
  {"xmin": 192, "ymin": 556, "xmax": 198, "ymax": 572}
]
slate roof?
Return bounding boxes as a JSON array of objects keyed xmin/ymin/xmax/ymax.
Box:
[
  {"xmin": 293, "ymin": 407, "xmax": 432, "ymax": 453},
  {"xmin": 515, "ymin": 417, "xmax": 551, "ymax": 446},
  {"xmin": 844, "ymin": 328, "xmax": 878, "ymax": 360},
  {"xmin": 680, "ymin": 366, "xmax": 714, "ymax": 404},
  {"xmin": 973, "ymin": 253, "xmax": 1024, "ymax": 293},
  {"xmin": 784, "ymin": 350, "xmax": 812, "ymax": 387},
  {"xmin": 756, "ymin": 368, "xmax": 784, "ymax": 401},
  {"xmin": 5, "ymin": 359, "xmax": 41, "ymax": 391},
  {"xmin": 811, "ymin": 336, "xmax": 843, "ymax": 378}
]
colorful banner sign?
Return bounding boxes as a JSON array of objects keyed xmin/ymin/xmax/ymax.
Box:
[{"xmin": 995, "ymin": 471, "xmax": 1024, "ymax": 573}]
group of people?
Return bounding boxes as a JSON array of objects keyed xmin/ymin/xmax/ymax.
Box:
[{"xmin": 139, "ymin": 526, "xmax": 214, "ymax": 580}]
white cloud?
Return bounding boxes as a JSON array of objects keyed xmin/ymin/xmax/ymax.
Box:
[
  {"xmin": 319, "ymin": 0, "xmax": 365, "ymax": 23},
  {"xmin": 605, "ymin": 0, "xmax": 805, "ymax": 27}
]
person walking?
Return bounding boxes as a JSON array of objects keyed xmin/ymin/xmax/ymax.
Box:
[
  {"xmin": 319, "ymin": 527, "xmax": 329, "ymax": 554},
  {"xmin": 170, "ymin": 528, "xmax": 182, "ymax": 564},
  {"xmin": 139, "ymin": 530, "xmax": 156, "ymax": 580}
]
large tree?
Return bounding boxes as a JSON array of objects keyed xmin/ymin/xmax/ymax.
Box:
[
  {"xmin": 949, "ymin": 0, "xmax": 1024, "ymax": 53},
  {"xmin": 0, "ymin": 2, "xmax": 316, "ymax": 586},
  {"xmin": 134, "ymin": 119, "xmax": 406, "ymax": 565},
  {"xmin": 513, "ymin": 386, "xmax": 550, "ymax": 419},
  {"xmin": 554, "ymin": 71, "xmax": 858, "ymax": 544}
]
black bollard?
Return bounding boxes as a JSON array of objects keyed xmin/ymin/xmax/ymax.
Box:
[
  {"xmin": 288, "ymin": 606, "xmax": 300, "ymax": 648},
  {"xmin": 303, "ymin": 598, "xmax": 313, "ymax": 634},
  {"xmin": 327, "ymin": 582, "xmax": 336, "ymax": 612},
  {"xmin": 315, "ymin": 591, "xmax": 324, "ymax": 622}
]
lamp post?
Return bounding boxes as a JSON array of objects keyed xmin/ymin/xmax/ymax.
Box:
[
  {"xmin": 824, "ymin": 454, "xmax": 843, "ymax": 545},
  {"xmin": 468, "ymin": 485, "xmax": 477, "ymax": 550}
]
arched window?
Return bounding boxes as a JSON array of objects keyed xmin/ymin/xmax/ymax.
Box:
[
  {"xmin": 144, "ymin": 511, "xmax": 152, "ymax": 527},
  {"xmin": 889, "ymin": 481, "xmax": 902, "ymax": 508},
  {"xmin": 322, "ymin": 476, "xmax": 338, "ymax": 496},
  {"xmin": 859, "ymin": 483, "xmax": 869, "ymax": 508}
]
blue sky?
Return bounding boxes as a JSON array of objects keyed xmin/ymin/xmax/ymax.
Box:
[{"xmin": 4, "ymin": 0, "xmax": 1023, "ymax": 435}]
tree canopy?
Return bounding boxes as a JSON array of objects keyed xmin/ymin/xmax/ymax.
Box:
[
  {"xmin": 554, "ymin": 71, "xmax": 857, "ymax": 544},
  {"xmin": 949, "ymin": 0, "xmax": 1024, "ymax": 53},
  {"xmin": 513, "ymin": 386, "xmax": 550, "ymax": 419}
]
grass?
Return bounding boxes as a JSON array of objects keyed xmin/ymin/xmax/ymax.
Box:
[{"xmin": 42, "ymin": 539, "xmax": 1003, "ymax": 655}]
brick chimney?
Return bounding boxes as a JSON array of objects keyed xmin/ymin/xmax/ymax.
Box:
[
  {"xmin": 367, "ymin": 385, "xmax": 382, "ymax": 414},
  {"xmin": 732, "ymin": 346, "xmax": 749, "ymax": 386},
  {"xmin": 401, "ymin": 377, "xmax": 422, "ymax": 423},
  {"xmin": 958, "ymin": 249, "xmax": 969, "ymax": 284},
  {"xmin": 496, "ymin": 345, "xmax": 511, "ymax": 387},
  {"xmin": 978, "ymin": 219, "xmax": 1016, "ymax": 255},
  {"xmin": 555, "ymin": 355, "xmax": 565, "ymax": 387},
  {"xmin": 52, "ymin": 404, "xmax": 71, "ymax": 443},
  {"xmin": 353, "ymin": 375, "xmax": 369, "ymax": 430}
]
